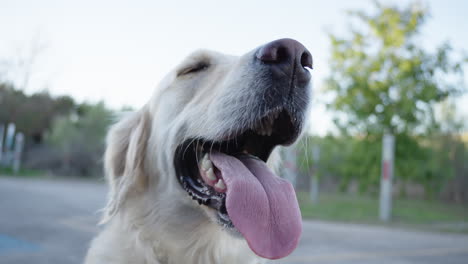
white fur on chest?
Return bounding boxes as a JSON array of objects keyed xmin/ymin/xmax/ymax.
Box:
[{"xmin": 85, "ymin": 218, "xmax": 264, "ymax": 264}]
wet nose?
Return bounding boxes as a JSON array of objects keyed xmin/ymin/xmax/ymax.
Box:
[{"xmin": 256, "ymin": 38, "xmax": 312, "ymax": 85}]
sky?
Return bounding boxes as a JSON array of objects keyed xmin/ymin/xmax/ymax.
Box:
[{"xmin": 1, "ymin": 0, "xmax": 467, "ymax": 135}]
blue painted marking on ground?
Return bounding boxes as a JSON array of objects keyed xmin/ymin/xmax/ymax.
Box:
[{"xmin": 0, "ymin": 234, "xmax": 40, "ymax": 254}]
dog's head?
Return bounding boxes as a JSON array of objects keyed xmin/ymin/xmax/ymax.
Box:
[{"xmin": 103, "ymin": 39, "xmax": 312, "ymax": 260}]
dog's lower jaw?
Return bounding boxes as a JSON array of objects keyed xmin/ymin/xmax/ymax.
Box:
[{"xmin": 85, "ymin": 215, "xmax": 265, "ymax": 264}]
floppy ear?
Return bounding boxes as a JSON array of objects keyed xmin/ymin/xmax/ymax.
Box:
[{"xmin": 100, "ymin": 107, "xmax": 151, "ymax": 223}]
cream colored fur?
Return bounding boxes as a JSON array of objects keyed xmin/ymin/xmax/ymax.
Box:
[{"xmin": 83, "ymin": 49, "xmax": 299, "ymax": 264}]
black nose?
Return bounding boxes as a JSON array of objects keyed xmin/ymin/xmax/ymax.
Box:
[{"xmin": 256, "ymin": 39, "xmax": 313, "ymax": 82}]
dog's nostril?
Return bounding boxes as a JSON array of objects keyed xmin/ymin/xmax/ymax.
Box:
[
  {"xmin": 257, "ymin": 46, "xmax": 279, "ymax": 63},
  {"xmin": 275, "ymin": 46, "xmax": 289, "ymax": 63},
  {"xmin": 256, "ymin": 39, "xmax": 312, "ymax": 70},
  {"xmin": 257, "ymin": 38, "xmax": 312, "ymax": 87},
  {"xmin": 300, "ymin": 51, "xmax": 313, "ymax": 69},
  {"xmin": 256, "ymin": 42, "xmax": 292, "ymax": 64}
]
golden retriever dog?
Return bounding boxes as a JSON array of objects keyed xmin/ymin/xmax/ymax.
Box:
[{"xmin": 85, "ymin": 38, "xmax": 313, "ymax": 264}]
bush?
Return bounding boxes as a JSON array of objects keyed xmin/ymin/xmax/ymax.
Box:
[
  {"xmin": 27, "ymin": 102, "xmax": 115, "ymax": 177},
  {"xmin": 298, "ymin": 133, "xmax": 468, "ymax": 204}
]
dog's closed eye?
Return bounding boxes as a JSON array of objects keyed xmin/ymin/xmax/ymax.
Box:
[{"xmin": 178, "ymin": 61, "xmax": 210, "ymax": 76}]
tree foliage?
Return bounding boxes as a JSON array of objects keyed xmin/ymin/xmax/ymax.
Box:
[
  {"xmin": 325, "ymin": 1, "xmax": 466, "ymax": 135},
  {"xmin": 46, "ymin": 102, "xmax": 114, "ymax": 176},
  {"xmin": 0, "ymin": 81, "xmax": 116, "ymax": 177},
  {"xmin": 299, "ymin": 132, "xmax": 468, "ymax": 202},
  {"xmin": 307, "ymin": 1, "xmax": 468, "ymax": 200},
  {"xmin": 0, "ymin": 82, "xmax": 75, "ymax": 144}
]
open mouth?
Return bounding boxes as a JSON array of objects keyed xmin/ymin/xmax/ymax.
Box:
[
  {"xmin": 173, "ymin": 107, "xmax": 303, "ymax": 259},
  {"xmin": 174, "ymin": 107, "xmax": 299, "ymax": 220}
]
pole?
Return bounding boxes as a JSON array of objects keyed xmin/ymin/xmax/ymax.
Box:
[
  {"xmin": 0, "ymin": 124, "xmax": 5, "ymax": 164},
  {"xmin": 283, "ymin": 145, "xmax": 298, "ymax": 188},
  {"xmin": 13, "ymin": 133, "xmax": 25, "ymax": 174},
  {"xmin": 379, "ymin": 133, "xmax": 395, "ymax": 222},
  {"xmin": 4, "ymin": 123, "xmax": 16, "ymax": 166},
  {"xmin": 310, "ymin": 145, "xmax": 320, "ymax": 203}
]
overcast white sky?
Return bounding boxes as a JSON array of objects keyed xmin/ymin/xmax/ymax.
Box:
[{"xmin": 1, "ymin": 0, "xmax": 467, "ymax": 135}]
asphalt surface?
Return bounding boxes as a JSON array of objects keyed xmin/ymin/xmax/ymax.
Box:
[{"xmin": 1, "ymin": 176, "xmax": 468, "ymax": 264}]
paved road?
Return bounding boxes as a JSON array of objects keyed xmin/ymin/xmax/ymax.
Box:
[{"xmin": 1, "ymin": 177, "xmax": 468, "ymax": 264}]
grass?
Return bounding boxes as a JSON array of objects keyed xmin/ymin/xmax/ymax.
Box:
[
  {"xmin": 298, "ymin": 192, "xmax": 468, "ymax": 232},
  {"xmin": 0, "ymin": 166, "xmax": 47, "ymax": 178}
]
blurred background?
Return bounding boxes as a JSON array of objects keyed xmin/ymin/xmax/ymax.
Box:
[{"xmin": 1, "ymin": 0, "xmax": 467, "ymax": 263}]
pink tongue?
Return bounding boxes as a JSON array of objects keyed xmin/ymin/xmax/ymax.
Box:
[{"xmin": 210, "ymin": 152, "xmax": 302, "ymax": 260}]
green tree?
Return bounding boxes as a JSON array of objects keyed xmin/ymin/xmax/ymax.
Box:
[
  {"xmin": 0, "ymin": 82, "xmax": 75, "ymax": 145},
  {"xmin": 324, "ymin": 1, "xmax": 466, "ymax": 192},
  {"xmin": 326, "ymin": 1, "xmax": 465, "ymax": 135},
  {"xmin": 47, "ymin": 102, "xmax": 114, "ymax": 176}
]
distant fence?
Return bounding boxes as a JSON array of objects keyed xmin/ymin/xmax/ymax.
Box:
[{"xmin": 0, "ymin": 123, "xmax": 25, "ymax": 173}]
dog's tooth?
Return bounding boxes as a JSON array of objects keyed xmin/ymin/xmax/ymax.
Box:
[
  {"xmin": 206, "ymin": 168, "xmax": 216, "ymax": 181},
  {"xmin": 261, "ymin": 120, "xmax": 272, "ymax": 135},
  {"xmin": 202, "ymin": 153, "xmax": 209, "ymax": 163},
  {"xmin": 214, "ymin": 179, "xmax": 226, "ymax": 190},
  {"xmin": 202, "ymin": 158, "xmax": 213, "ymax": 171},
  {"xmin": 254, "ymin": 115, "xmax": 278, "ymax": 136}
]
